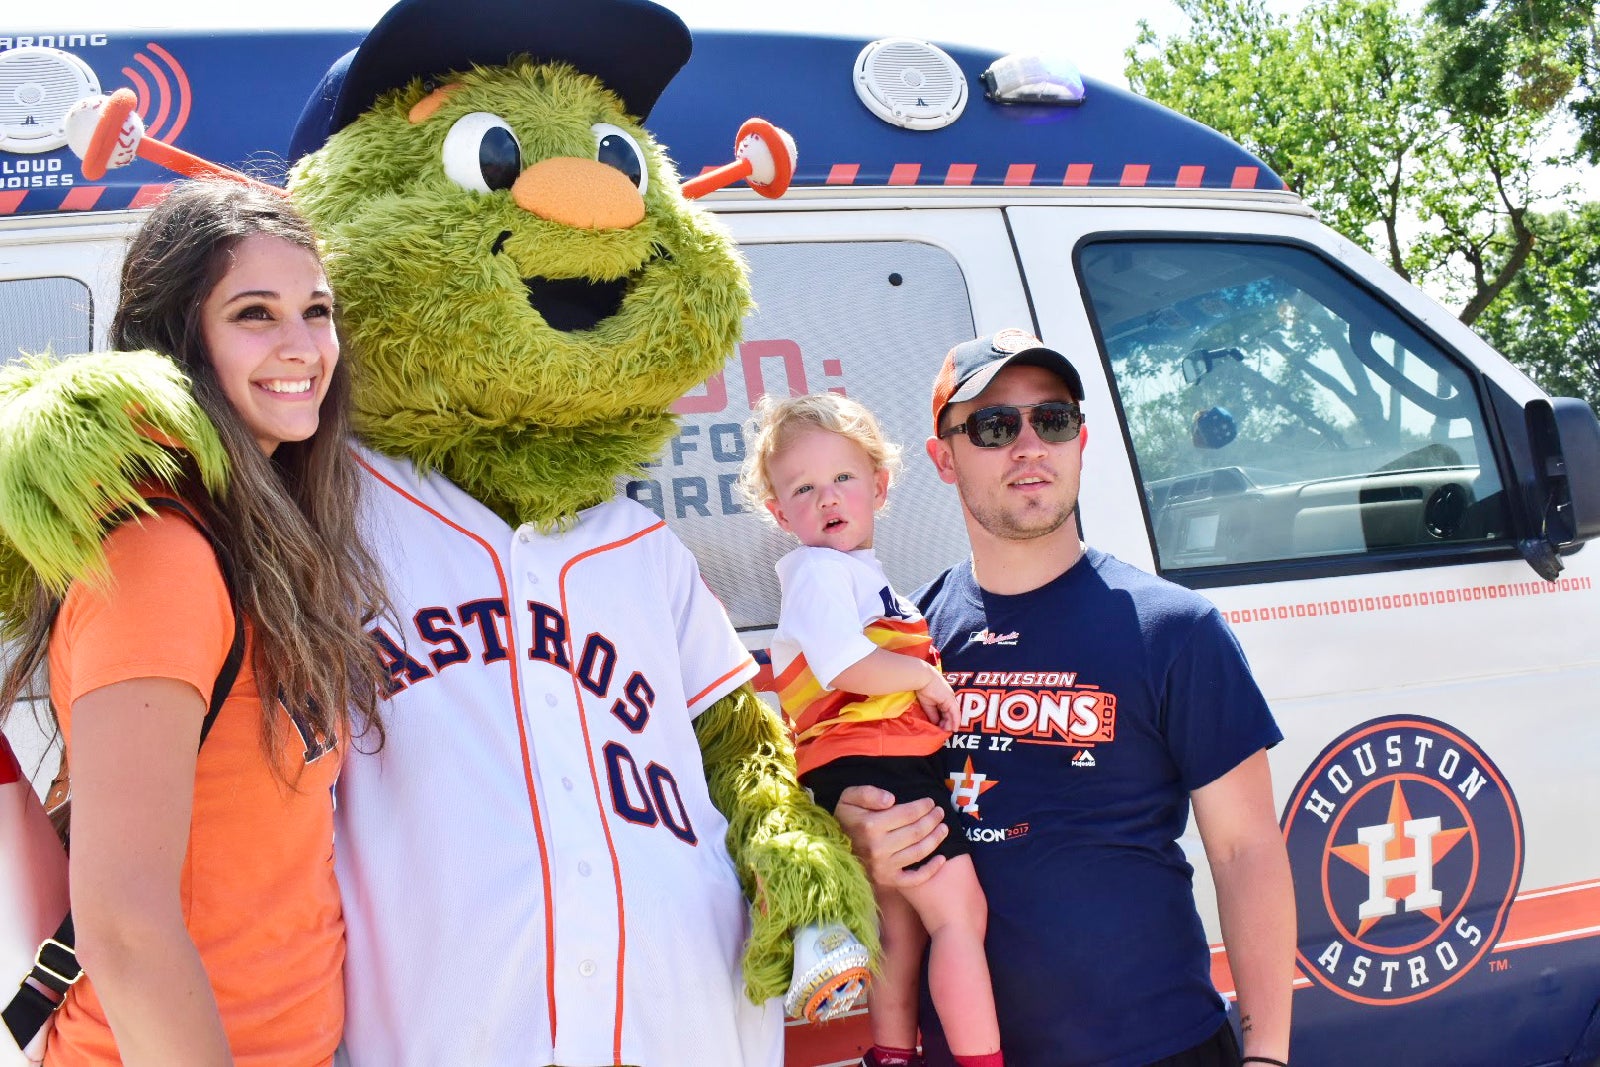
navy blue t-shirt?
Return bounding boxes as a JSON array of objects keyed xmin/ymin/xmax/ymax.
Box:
[{"xmin": 913, "ymin": 547, "xmax": 1281, "ymax": 1067}]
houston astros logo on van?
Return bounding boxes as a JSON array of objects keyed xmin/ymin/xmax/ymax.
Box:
[{"xmin": 1282, "ymin": 716, "xmax": 1523, "ymax": 1006}]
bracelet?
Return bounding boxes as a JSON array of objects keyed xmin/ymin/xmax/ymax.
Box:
[{"xmin": 1242, "ymin": 1057, "xmax": 1288, "ymax": 1067}]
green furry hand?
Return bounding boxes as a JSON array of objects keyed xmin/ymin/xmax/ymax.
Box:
[
  {"xmin": 694, "ymin": 684, "xmax": 880, "ymax": 1005},
  {"xmin": 0, "ymin": 350, "xmax": 228, "ymax": 599}
]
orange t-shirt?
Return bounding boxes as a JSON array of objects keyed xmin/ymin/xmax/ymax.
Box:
[{"xmin": 43, "ymin": 508, "xmax": 344, "ymax": 1067}]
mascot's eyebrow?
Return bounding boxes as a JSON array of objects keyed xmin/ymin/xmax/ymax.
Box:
[{"xmin": 409, "ymin": 84, "xmax": 464, "ymax": 124}]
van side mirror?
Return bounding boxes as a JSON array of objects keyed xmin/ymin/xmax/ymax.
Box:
[{"xmin": 1517, "ymin": 397, "xmax": 1600, "ymax": 580}]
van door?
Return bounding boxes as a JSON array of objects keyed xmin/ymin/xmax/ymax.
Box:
[{"xmin": 1009, "ymin": 204, "xmax": 1600, "ymax": 1066}]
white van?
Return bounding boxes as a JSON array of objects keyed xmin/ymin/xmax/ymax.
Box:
[{"xmin": 3, "ymin": 26, "xmax": 1598, "ymax": 1067}]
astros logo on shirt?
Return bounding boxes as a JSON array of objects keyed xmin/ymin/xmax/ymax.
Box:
[{"xmin": 1282, "ymin": 716, "xmax": 1523, "ymax": 1006}]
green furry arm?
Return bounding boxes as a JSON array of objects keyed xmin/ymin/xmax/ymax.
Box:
[
  {"xmin": 0, "ymin": 351, "xmax": 228, "ymax": 601},
  {"xmin": 695, "ymin": 683, "xmax": 880, "ymax": 1004}
]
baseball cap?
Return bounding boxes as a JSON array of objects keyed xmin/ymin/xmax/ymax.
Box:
[
  {"xmin": 931, "ymin": 328, "xmax": 1085, "ymax": 434},
  {"xmin": 287, "ymin": 0, "xmax": 692, "ymax": 164}
]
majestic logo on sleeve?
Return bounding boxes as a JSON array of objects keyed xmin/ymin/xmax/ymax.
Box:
[{"xmin": 1282, "ymin": 717, "xmax": 1523, "ymax": 1006}]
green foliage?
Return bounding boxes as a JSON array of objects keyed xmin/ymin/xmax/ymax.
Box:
[
  {"xmin": 1427, "ymin": 0, "xmax": 1600, "ymax": 162},
  {"xmin": 1475, "ymin": 203, "xmax": 1600, "ymax": 405},
  {"xmin": 1127, "ymin": 0, "xmax": 1552, "ymax": 324}
]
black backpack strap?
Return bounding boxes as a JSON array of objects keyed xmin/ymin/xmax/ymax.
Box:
[{"xmin": 4, "ymin": 496, "xmax": 243, "ymax": 1053}]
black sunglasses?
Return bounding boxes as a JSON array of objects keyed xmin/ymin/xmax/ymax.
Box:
[{"xmin": 939, "ymin": 401, "xmax": 1084, "ymax": 448}]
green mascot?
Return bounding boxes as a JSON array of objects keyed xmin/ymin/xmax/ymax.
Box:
[{"xmin": 0, "ymin": 0, "xmax": 877, "ymax": 1064}]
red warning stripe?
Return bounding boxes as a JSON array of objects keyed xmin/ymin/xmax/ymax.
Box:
[
  {"xmin": 60, "ymin": 186, "xmax": 106, "ymax": 212},
  {"xmin": 804, "ymin": 162, "xmax": 1262, "ymax": 189},
  {"xmin": 129, "ymin": 184, "xmax": 172, "ymax": 208},
  {"xmin": 888, "ymin": 162, "xmax": 919, "ymax": 186}
]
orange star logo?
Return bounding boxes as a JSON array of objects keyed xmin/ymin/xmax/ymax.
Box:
[
  {"xmin": 946, "ymin": 756, "xmax": 999, "ymax": 820},
  {"xmin": 1330, "ymin": 781, "xmax": 1470, "ymax": 938}
]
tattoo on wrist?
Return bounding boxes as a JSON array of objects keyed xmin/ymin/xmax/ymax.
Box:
[{"xmin": 1241, "ymin": 1014, "xmax": 1254, "ymax": 1034}]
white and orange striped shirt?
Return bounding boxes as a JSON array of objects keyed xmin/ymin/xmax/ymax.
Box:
[{"xmin": 770, "ymin": 547, "xmax": 949, "ymax": 778}]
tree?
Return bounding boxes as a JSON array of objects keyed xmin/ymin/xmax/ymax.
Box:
[
  {"xmin": 1428, "ymin": 0, "xmax": 1600, "ymax": 163},
  {"xmin": 1125, "ymin": 0, "xmax": 1554, "ymax": 327},
  {"xmin": 1473, "ymin": 203, "xmax": 1600, "ymax": 406}
]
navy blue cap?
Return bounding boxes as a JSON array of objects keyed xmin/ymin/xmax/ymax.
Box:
[
  {"xmin": 287, "ymin": 0, "xmax": 692, "ymax": 163},
  {"xmin": 932, "ymin": 328, "xmax": 1084, "ymax": 432}
]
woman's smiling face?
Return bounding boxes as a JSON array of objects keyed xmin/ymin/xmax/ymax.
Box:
[{"xmin": 200, "ymin": 234, "xmax": 338, "ymax": 456}]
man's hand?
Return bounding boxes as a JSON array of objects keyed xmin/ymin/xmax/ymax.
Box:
[
  {"xmin": 832, "ymin": 785, "xmax": 948, "ymax": 888},
  {"xmin": 915, "ymin": 669, "xmax": 958, "ymax": 731}
]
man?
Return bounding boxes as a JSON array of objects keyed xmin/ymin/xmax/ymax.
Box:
[{"xmin": 835, "ymin": 329, "xmax": 1295, "ymax": 1067}]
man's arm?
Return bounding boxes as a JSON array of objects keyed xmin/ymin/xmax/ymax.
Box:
[{"xmin": 1190, "ymin": 748, "xmax": 1295, "ymax": 1063}]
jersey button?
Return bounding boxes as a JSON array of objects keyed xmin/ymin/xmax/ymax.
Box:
[
  {"xmin": 579, "ymin": 959, "xmax": 597, "ymax": 977},
  {"xmin": 518, "ymin": 530, "xmax": 532, "ymax": 544},
  {"xmin": 578, "ymin": 860, "xmax": 592, "ymax": 877},
  {"xmin": 562, "ymin": 777, "xmax": 574, "ymax": 790},
  {"xmin": 525, "ymin": 572, "xmax": 539, "ymax": 584},
  {"xmin": 545, "ymin": 693, "xmax": 558, "ymax": 707}
]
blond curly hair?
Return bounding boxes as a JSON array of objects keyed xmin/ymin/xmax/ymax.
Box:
[{"xmin": 736, "ymin": 393, "xmax": 902, "ymax": 520}]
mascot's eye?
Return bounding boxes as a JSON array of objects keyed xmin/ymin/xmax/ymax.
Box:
[
  {"xmin": 442, "ymin": 112, "xmax": 523, "ymax": 193},
  {"xmin": 591, "ymin": 123, "xmax": 648, "ymax": 196}
]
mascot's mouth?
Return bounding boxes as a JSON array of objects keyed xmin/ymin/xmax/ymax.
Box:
[{"xmin": 493, "ymin": 230, "xmax": 671, "ymax": 333}]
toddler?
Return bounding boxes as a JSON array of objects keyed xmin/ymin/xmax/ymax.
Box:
[{"xmin": 740, "ymin": 393, "xmax": 1002, "ymax": 1067}]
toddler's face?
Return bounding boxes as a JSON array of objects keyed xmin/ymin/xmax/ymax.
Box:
[{"xmin": 764, "ymin": 426, "xmax": 888, "ymax": 553}]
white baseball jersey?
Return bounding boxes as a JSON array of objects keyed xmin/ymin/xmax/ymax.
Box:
[{"xmin": 336, "ymin": 447, "xmax": 777, "ymax": 1067}]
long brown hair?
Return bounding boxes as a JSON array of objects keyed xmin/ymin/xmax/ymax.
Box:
[{"xmin": 2, "ymin": 179, "xmax": 386, "ymax": 774}]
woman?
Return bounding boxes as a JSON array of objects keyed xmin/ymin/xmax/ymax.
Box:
[{"xmin": 0, "ymin": 179, "xmax": 387, "ymax": 1066}]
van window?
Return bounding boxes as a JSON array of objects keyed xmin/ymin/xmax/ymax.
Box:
[
  {"xmin": 631, "ymin": 240, "xmax": 975, "ymax": 632},
  {"xmin": 0, "ymin": 277, "xmax": 92, "ymax": 366},
  {"xmin": 1077, "ymin": 239, "xmax": 1510, "ymax": 576}
]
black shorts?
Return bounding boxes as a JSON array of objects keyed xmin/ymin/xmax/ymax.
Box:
[
  {"xmin": 1146, "ymin": 1020, "xmax": 1241, "ymax": 1067},
  {"xmin": 802, "ymin": 753, "xmax": 971, "ymax": 866}
]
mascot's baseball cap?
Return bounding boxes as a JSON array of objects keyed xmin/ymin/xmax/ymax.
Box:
[
  {"xmin": 931, "ymin": 328, "xmax": 1085, "ymax": 435},
  {"xmin": 287, "ymin": 0, "xmax": 692, "ymax": 163}
]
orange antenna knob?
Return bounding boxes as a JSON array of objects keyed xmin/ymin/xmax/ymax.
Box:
[{"xmin": 681, "ymin": 118, "xmax": 797, "ymax": 200}]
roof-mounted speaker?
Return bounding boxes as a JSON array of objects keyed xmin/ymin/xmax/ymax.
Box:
[
  {"xmin": 853, "ymin": 37, "xmax": 968, "ymax": 132},
  {"xmin": 0, "ymin": 47, "xmax": 101, "ymax": 154}
]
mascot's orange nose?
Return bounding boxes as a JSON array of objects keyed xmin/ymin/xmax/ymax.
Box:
[{"xmin": 512, "ymin": 157, "xmax": 646, "ymax": 229}]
